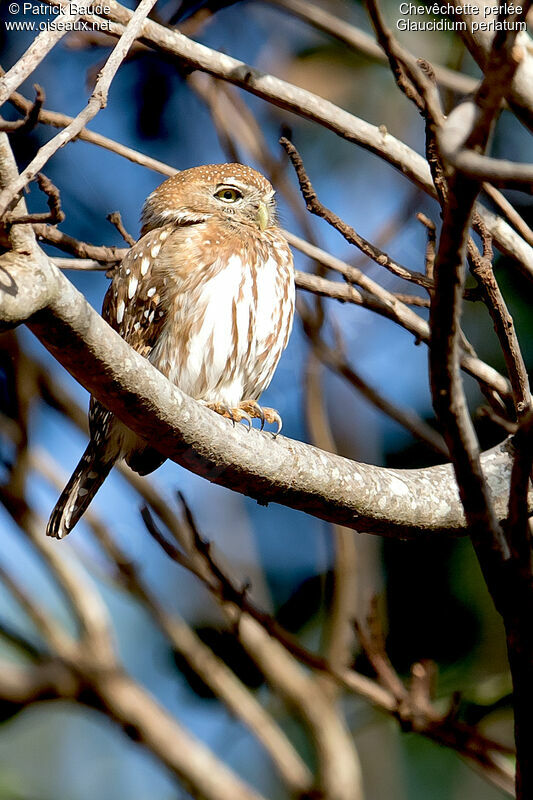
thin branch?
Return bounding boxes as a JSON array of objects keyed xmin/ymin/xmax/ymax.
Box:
[
  {"xmin": 468, "ymin": 219, "xmax": 531, "ymax": 421},
  {"xmin": 481, "ymin": 183, "xmax": 533, "ymax": 248},
  {"xmin": 353, "ymin": 605, "xmax": 515, "ymax": 794},
  {"xmin": 0, "ymin": 561, "xmax": 73, "ymax": 657},
  {"xmin": 94, "ymin": 670, "xmax": 270, "ymax": 800},
  {"xmin": 417, "ymin": 212, "xmax": 437, "ymax": 281},
  {"xmin": 446, "ymin": 150, "xmax": 533, "ymax": 191},
  {"xmin": 34, "ymin": 222, "xmax": 126, "ymax": 261},
  {"xmin": 0, "ymin": 1, "xmax": 81, "ymax": 108},
  {"xmin": 107, "ymin": 211, "xmax": 136, "ymax": 246},
  {"xmin": 0, "ymin": 485, "xmax": 116, "ymax": 665},
  {"xmin": 366, "ymin": 0, "xmax": 444, "ymax": 125},
  {"xmin": 304, "ymin": 351, "xmax": 359, "ymax": 692},
  {"xmin": 0, "ymin": 0, "xmax": 160, "ymax": 218},
  {"xmin": 450, "ymin": 0, "xmax": 533, "ymax": 131},
  {"xmin": 7, "ymin": 173, "xmax": 65, "ymax": 226},
  {"xmin": 145, "ymin": 502, "xmax": 364, "ymax": 800},
  {"xmin": 0, "ymin": 84, "xmax": 44, "ymax": 133},
  {"xmin": 286, "ymin": 227, "xmax": 511, "ymax": 401},
  {"xmin": 281, "ymin": 135, "xmax": 433, "ymax": 292}
]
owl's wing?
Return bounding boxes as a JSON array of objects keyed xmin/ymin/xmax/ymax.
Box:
[
  {"xmin": 89, "ymin": 227, "xmax": 172, "ymax": 443},
  {"xmin": 102, "ymin": 227, "xmax": 172, "ymax": 352}
]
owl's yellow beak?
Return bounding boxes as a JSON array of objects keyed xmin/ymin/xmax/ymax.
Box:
[{"xmin": 256, "ymin": 201, "xmax": 269, "ymax": 231}]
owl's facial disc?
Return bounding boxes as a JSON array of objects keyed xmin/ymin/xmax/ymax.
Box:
[{"xmin": 212, "ymin": 181, "xmax": 276, "ymax": 230}]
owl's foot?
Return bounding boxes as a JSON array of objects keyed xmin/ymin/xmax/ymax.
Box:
[
  {"xmin": 239, "ymin": 400, "xmax": 282, "ymax": 435},
  {"xmin": 206, "ymin": 402, "xmax": 252, "ymax": 431}
]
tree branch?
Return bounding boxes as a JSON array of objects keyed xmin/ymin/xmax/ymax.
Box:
[{"xmin": 0, "ymin": 242, "xmax": 528, "ymax": 537}]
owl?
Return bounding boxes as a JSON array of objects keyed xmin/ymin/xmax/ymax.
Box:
[{"xmin": 47, "ymin": 164, "xmax": 295, "ymax": 539}]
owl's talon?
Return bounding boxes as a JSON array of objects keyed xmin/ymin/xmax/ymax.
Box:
[
  {"xmin": 239, "ymin": 401, "xmax": 282, "ymax": 434},
  {"xmin": 267, "ymin": 410, "xmax": 282, "ymax": 437},
  {"xmin": 206, "ymin": 402, "xmax": 252, "ymax": 430}
]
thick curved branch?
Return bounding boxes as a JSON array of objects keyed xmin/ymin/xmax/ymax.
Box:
[{"xmin": 0, "ymin": 246, "xmax": 527, "ymax": 538}]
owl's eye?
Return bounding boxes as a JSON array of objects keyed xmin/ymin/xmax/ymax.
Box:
[{"xmin": 214, "ymin": 187, "xmax": 243, "ymax": 203}]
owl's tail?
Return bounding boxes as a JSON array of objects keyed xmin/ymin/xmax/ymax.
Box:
[{"xmin": 46, "ymin": 444, "xmax": 117, "ymax": 539}]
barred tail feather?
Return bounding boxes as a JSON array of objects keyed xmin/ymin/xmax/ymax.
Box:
[{"xmin": 46, "ymin": 445, "xmax": 117, "ymax": 539}]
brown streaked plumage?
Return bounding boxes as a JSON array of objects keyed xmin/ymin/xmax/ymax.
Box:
[{"xmin": 47, "ymin": 164, "xmax": 295, "ymax": 539}]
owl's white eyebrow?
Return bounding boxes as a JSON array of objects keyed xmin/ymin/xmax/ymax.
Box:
[{"xmin": 215, "ymin": 180, "xmax": 246, "ymax": 190}]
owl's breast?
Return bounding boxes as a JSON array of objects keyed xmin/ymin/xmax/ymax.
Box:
[{"xmin": 149, "ymin": 229, "xmax": 294, "ymax": 406}]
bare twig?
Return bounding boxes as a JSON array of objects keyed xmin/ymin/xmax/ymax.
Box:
[
  {"xmin": 145, "ymin": 502, "xmax": 365, "ymax": 800},
  {"xmin": 0, "ymin": 0, "xmax": 160, "ymax": 218},
  {"xmin": 0, "ymin": 561, "xmax": 73, "ymax": 657},
  {"xmin": 450, "ymin": 0, "xmax": 533, "ymax": 131},
  {"xmin": 286, "ymin": 224, "xmax": 511, "ymax": 401},
  {"xmin": 447, "ymin": 151, "xmax": 533, "ymax": 191},
  {"xmin": 304, "ymin": 351, "xmax": 359, "ymax": 694},
  {"xmin": 482, "ymin": 182, "xmax": 533, "ymax": 248},
  {"xmin": 7, "ymin": 173, "xmax": 65, "ymax": 226},
  {"xmin": 0, "ymin": 2, "xmax": 81, "ymax": 108},
  {"xmin": 468, "ymin": 218, "xmax": 531, "ymax": 421},
  {"xmin": 281, "ymin": 136, "xmax": 433, "ymax": 291},
  {"xmin": 0, "ymin": 84, "xmax": 45, "ymax": 133},
  {"xmin": 34, "ymin": 223, "xmax": 126, "ymax": 261},
  {"xmin": 417, "ymin": 212, "xmax": 437, "ymax": 281},
  {"xmin": 107, "ymin": 211, "xmax": 136, "ymax": 246}
]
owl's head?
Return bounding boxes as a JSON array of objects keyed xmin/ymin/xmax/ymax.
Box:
[{"xmin": 141, "ymin": 163, "xmax": 277, "ymax": 236}]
